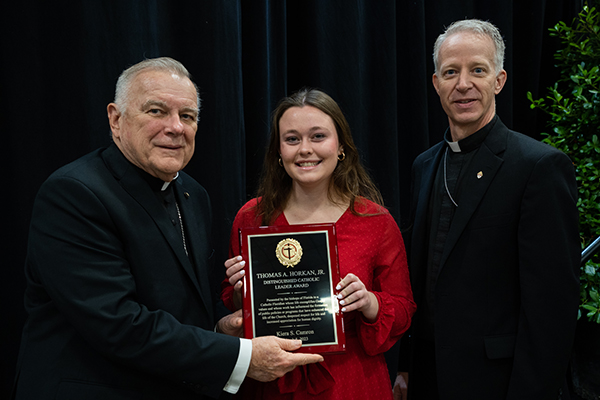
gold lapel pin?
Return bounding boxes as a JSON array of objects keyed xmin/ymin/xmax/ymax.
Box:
[
  {"xmin": 184, "ymin": 192, "xmax": 190, "ymax": 199},
  {"xmin": 477, "ymin": 171, "xmax": 483, "ymax": 179}
]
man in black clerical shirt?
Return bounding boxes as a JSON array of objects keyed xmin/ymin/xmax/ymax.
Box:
[{"xmin": 395, "ymin": 20, "xmax": 580, "ymax": 400}]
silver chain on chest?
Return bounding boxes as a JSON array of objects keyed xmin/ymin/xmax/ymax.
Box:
[
  {"xmin": 443, "ymin": 148, "xmax": 459, "ymax": 207},
  {"xmin": 175, "ymin": 201, "xmax": 188, "ymax": 256}
]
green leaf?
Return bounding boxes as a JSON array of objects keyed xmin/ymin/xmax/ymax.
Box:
[{"xmin": 586, "ymin": 264, "xmax": 597, "ymax": 275}]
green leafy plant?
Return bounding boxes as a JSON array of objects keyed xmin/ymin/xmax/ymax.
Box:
[{"xmin": 528, "ymin": 1, "xmax": 600, "ymax": 323}]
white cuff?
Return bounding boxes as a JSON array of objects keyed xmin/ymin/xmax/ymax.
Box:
[{"xmin": 222, "ymin": 338, "xmax": 252, "ymax": 394}]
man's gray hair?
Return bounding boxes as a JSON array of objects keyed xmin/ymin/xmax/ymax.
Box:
[
  {"xmin": 114, "ymin": 57, "xmax": 200, "ymax": 120},
  {"xmin": 433, "ymin": 19, "xmax": 505, "ymax": 75}
]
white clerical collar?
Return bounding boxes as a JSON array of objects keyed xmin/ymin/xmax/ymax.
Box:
[
  {"xmin": 161, "ymin": 172, "xmax": 179, "ymax": 191},
  {"xmin": 446, "ymin": 140, "xmax": 461, "ymax": 153}
]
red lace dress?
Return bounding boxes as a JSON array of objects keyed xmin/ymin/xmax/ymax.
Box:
[{"xmin": 222, "ymin": 198, "xmax": 416, "ymax": 400}]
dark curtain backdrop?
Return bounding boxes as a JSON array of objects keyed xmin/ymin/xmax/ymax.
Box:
[{"xmin": 1, "ymin": 0, "xmax": 581, "ymax": 396}]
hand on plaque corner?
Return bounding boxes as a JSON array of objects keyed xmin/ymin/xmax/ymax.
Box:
[
  {"xmin": 247, "ymin": 336, "xmax": 324, "ymax": 382},
  {"xmin": 224, "ymin": 255, "xmax": 245, "ymax": 309}
]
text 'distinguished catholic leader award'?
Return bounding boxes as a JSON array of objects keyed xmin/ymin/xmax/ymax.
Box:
[{"xmin": 240, "ymin": 224, "xmax": 345, "ymax": 354}]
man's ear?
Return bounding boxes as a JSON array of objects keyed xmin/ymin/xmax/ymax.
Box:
[
  {"xmin": 495, "ymin": 70, "xmax": 507, "ymax": 95},
  {"xmin": 107, "ymin": 103, "xmax": 122, "ymax": 138},
  {"xmin": 432, "ymin": 73, "xmax": 440, "ymax": 95}
]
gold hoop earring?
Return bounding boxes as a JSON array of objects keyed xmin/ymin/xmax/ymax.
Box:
[
  {"xmin": 278, "ymin": 158, "xmax": 283, "ymax": 167},
  {"xmin": 338, "ymin": 152, "xmax": 346, "ymax": 161}
]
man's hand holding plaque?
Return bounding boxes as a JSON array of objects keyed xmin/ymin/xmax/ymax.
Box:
[{"xmin": 216, "ymin": 307, "xmax": 325, "ymax": 382}]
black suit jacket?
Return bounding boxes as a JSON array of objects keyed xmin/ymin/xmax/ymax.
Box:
[
  {"xmin": 13, "ymin": 144, "xmax": 240, "ymax": 399},
  {"xmin": 408, "ymin": 118, "xmax": 580, "ymax": 399}
]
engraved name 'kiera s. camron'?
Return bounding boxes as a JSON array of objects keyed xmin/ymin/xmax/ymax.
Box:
[{"xmin": 275, "ymin": 238, "xmax": 303, "ymax": 267}]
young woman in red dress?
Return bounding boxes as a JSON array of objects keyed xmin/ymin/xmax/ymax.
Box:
[{"xmin": 222, "ymin": 88, "xmax": 416, "ymax": 399}]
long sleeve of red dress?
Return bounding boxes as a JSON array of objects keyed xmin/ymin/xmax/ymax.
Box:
[{"xmin": 221, "ymin": 198, "xmax": 416, "ymax": 400}]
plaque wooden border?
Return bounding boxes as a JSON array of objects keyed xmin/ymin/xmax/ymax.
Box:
[{"xmin": 239, "ymin": 223, "xmax": 345, "ymax": 354}]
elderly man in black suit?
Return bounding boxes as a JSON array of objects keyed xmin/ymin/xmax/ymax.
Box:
[
  {"xmin": 396, "ymin": 20, "xmax": 581, "ymax": 400},
  {"xmin": 12, "ymin": 57, "xmax": 323, "ymax": 400}
]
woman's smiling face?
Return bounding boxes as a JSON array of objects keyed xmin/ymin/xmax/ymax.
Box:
[{"xmin": 278, "ymin": 105, "xmax": 343, "ymax": 191}]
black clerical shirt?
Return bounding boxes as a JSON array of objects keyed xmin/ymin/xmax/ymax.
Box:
[{"xmin": 420, "ymin": 116, "xmax": 498, "ymax": 341}]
